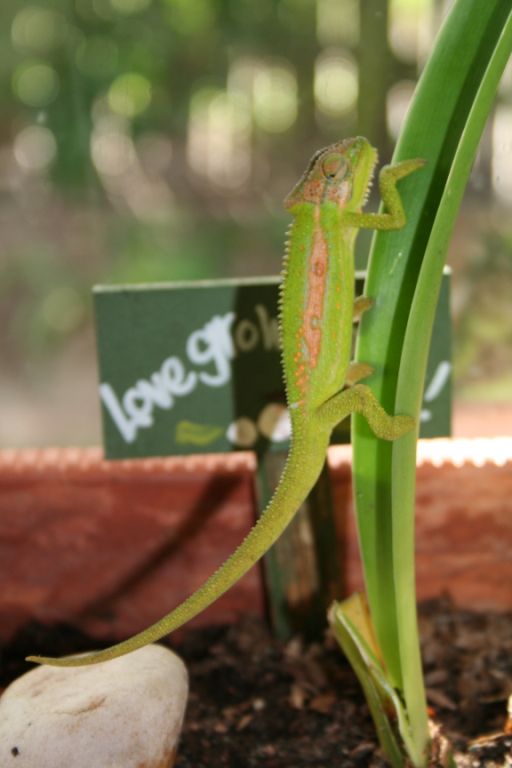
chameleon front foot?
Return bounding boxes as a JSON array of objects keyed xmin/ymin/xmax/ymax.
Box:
[
  {"xmin": 379, "ymin": 157, "xmax": 426, "ymax": 186},
  {"xmin": 343, "ymin": 156, "xmax": 426, "ymax": 231},
  {"xmin": 345, "ymin": 362, "xmax": 374, "ymax": 386},
  {"xmin": 353, "ymin": 296, "xmax": 373, "ymax": 321}
]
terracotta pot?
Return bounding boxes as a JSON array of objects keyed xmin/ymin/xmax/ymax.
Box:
[{"xmin": 0, "ymin": 438, "xmax": 510, "ymax": 645}]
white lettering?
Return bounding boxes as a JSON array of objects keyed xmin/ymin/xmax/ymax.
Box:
[
  {"xmin": 420, "ymin": 360, "xmax": 451, "ymax": 422},
  {"xmin": 235, "ymin": 319, "xmax": 259, "ymax": 351},
  {"xmin": 100, "ymin": 383, "xmax": 138, "ymax": 443},
  {"xmin": 187, "ymin": 312, "xmax": 235, "ymax": 387},
  {"xmin": 101, "ymin": 307, "xmax": 281, "ymax": 445},
  {"xmin": 123, "ymin": 385, "xmax": 154, "ymax": 428},
  {"xmin": 160, "ymin": 356, "xmax": 197, "ymax": 396},
  {"xmin": 146, "ymin": 375, "xmax": 173, "ymax": 409},
  {"xmin": 424, "ymin": 361, "xmax": 451, "ymax": 402}
]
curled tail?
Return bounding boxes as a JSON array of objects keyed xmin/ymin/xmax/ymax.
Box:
[{"xmin": 27, "ymin": 430, "xmax": 328, "ymax": 667}]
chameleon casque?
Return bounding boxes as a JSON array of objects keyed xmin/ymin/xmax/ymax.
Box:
[{"xmin": 28, "ymin": 137, "xmax": 423, "ymax": 667}]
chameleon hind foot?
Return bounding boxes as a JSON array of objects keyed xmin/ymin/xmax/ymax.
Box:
[{"xmin": 319, "ymin": 384, "xmax": 415, "ymax": 440}]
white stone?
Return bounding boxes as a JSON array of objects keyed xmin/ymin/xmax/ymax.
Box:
[{"xmin": 0, "ymin": 644, "xmax": 188, "ymax": 768}]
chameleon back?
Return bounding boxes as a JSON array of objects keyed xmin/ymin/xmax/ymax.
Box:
[{"xmin": 281, "ymin": 137, "xmax": 377, "ymax": 415}]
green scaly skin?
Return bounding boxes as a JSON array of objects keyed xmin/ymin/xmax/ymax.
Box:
[{"xmin": 27, "ymin": 137, "xmax": 424, "ymax": 667}]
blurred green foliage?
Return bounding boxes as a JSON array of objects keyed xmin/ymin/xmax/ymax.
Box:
[
  {"xmin": 0, "ymin": 0, "xmax": 510, "ymax": 409},
  {"xmin": 454, "ymin": 224, "xmax": 512, "ymax": 399},
  {"xmin": 0, "ymin": 0, "xmax": 381, "ymax": 361},
  {"xmin": 2, "ymin": 0, "xmax": 324, "ymax": 188}
]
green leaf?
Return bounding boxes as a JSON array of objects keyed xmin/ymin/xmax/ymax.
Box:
[
  {"xmin": 329, "ymin": 600, "xmax": 408, "ymax": 768},
  {"xmin": 352, "ymin": 1, "xmax": 512, "ymax": 765}
]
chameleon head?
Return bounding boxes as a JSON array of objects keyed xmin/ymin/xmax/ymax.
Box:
[{"xmin": 284, "ymin": 137, "xmax": 378, "ymax": 212}]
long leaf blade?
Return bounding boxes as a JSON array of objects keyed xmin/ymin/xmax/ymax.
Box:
[{"xmin": 352, "ymin": 1, "xmax": 512, "ymax": 764}]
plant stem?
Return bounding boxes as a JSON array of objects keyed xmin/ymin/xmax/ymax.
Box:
[{"xmin": 352, "ymin": 1, "xmax": 512, "ymax": 765}]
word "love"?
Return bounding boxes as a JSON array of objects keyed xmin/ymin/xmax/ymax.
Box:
[{"xmin": 100, "ymin": 305, "xmax": 278, "ymax": 444}]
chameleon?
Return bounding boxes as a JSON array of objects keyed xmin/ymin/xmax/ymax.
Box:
[{"xmin": 27, "ymin": 137, "xmax": 424, "ymax": 667}]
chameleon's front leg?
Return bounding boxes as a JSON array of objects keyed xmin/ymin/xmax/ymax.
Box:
[
  {"xmin": 343, "ymin": 158, "xmax": 425, "ymax": 231},
  {"xmin": 353, "ymin": 295, "xmax": 373, "ymax": 321},
  {"xmin": 318, "ymin": 384, "xmax": 414, "ymax": 440},
  {"xmin": 345, "ymin": 362, "xmax": 373, "ymax": 386}
]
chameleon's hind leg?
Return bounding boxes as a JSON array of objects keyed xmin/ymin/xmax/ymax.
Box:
[{"xmin": 318, "ymin": 384, "xmax": 414, "ymax": 440}]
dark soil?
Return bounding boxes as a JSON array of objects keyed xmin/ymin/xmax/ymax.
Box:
[{"xmin": 2, "ymin": 597, "xmax": 511, "ymax": 767}]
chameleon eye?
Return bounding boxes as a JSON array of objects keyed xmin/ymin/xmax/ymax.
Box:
[{"xmin": 321, "ymin": 153, "xmax": 348, "ymax": 180}]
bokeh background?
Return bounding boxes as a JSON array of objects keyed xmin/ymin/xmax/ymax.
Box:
[{"xmin": 1, "ymin": 0, "xmax": 511, "ymax": 447}]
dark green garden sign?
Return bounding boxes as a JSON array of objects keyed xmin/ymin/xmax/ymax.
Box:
[{"xmin": 94, "ymin": 272, "xmax": 451, "ymax": 461}]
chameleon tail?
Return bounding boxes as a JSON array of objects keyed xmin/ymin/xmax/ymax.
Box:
[{"xmin": 26, "ymin": 428, "xmax": 329, "ymax": 667}]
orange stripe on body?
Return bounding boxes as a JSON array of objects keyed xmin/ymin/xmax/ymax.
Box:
[
  {"xmin": 303, "ymin": 209, "xmax": 329, "ymax": 368},
  {"xmin": 293, "ymin": 210, "xmax": 335, "ymax": 399}
]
